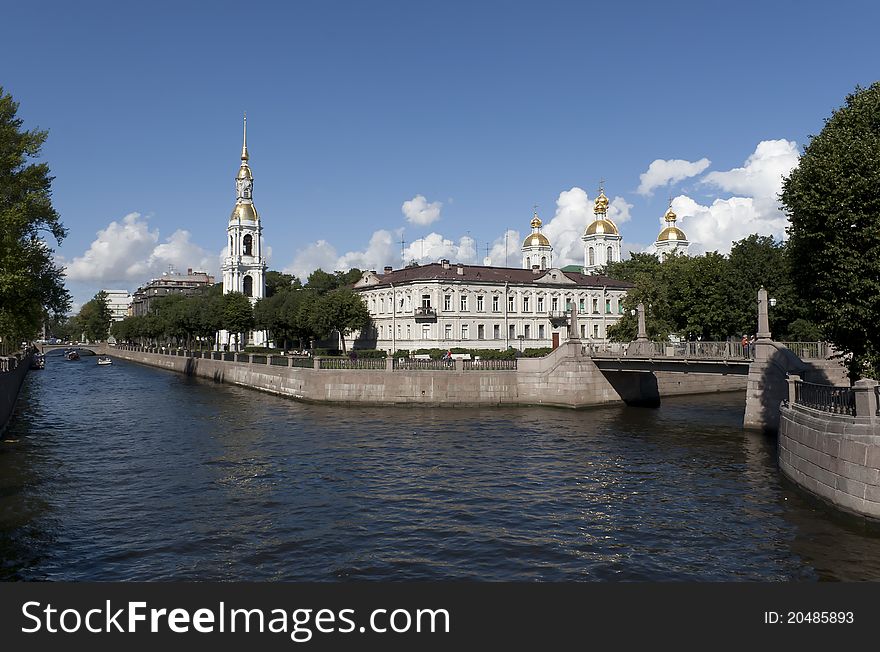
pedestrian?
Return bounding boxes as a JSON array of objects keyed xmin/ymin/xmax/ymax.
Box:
[
  {"xmin": 748, "ymin": 335, "xmax": 756, "ymax": 359},
  {"xmin": 741, "ymin": 334, "xmax": 748, "ymax": 358}
]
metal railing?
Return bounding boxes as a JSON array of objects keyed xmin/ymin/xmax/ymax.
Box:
[
  {"xmin": 463, "ymin": 359, "xmax": 517, "ymax": 371},
  {"xmin": 781, "ymin": 342, "xmax": 827, "ymax": 359},
  {"xmin": 393, "ymin": 358, "xmax": 454, "ymax": 371},
  {"xmin": 269, "ymin": 355, "xmax": 289, "ymax": 366},
  {"xmin": 290, "ymin": 356, "xmax": 314, "ymax": 368},
  {"xmin": 876, "ymin": 386, "xmax": 880, "ymax": 417},
  {"xmin": 0, "ymin": 357, "xmax": 19, "ymax": 373},
  {"xmin": 318, "ymin": 357, "xmax": 386, "ymax": 370},
  {"xmin": 793, "ymin": 380, "xmax": 856, "ymax": 415},
  {"xmin": 586, "ymin": 341, "xmax": 751, "ymax": 360}
]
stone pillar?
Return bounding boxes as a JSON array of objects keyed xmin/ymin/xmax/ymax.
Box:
[
  {"xmin": 385, "ymin": 356, "xmax": 394, "ymax": 372},
  {"xmin": 454, "ymin": 358, "xmax": 464, "ymax": 372},
  {"xmin": 757, "ymin": 287, "xmax": 771, "ymax": 340},
  {"xmin": 569, "ymin": 304, "xmax": 580, "ymax": 340},
  {"xmin": 636, "ymin": 303, "xmax": 647, "ymax": 341},
  {"xmin": 788, "ymin": 373, "xmax": 801, "ymax": 405},
  {"xmin": 854, "ymin": 378, "xmax": 879, "ymax": 422},
  {"xmin": 313, "ymin": 357, "xmax": 320, "ymax": 370}
]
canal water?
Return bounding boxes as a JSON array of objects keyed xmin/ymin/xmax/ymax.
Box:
[{"xmin": 2, "ymin": 352, "xmax": 879, "ymax": 581}]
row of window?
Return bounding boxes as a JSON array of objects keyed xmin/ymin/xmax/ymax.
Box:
[
  {"xmin": 370, "ymin": 294, "xmax": 624, "ymax": 315},
  {"xmin": 376, "ymin": 322, "xmax": 605, "ymax": 341}
]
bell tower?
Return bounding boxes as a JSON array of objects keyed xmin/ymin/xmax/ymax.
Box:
[{"xmin": 220, "ymin": 114, "xmax": 267, "ymax": 348}]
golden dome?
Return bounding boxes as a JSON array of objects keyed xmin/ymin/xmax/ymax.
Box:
[
  {"xmin": 657, "ymin": 226, "xmax": 687, "ymax": 241},
  {"xmin": 523, "ymin": 233, "xmax": 550, "ymax": 248},
  {"xmin": 584, "ymin": 218, "xmax": 619, "ymax": 236},
  {"xmin": 237, "ymin": 163, "xmax": 253, "ymax": 180},
  {"xmin": 230, "ymin": 202, "xmax": 258, "ymax": 222},
  {"xmin": 664, "ymin": 206, "xmax": 677, "ymax": 222},
  {"xmin": 594, "ymin": 190, "xmax": 609, "ymax": 214},
  {"xmin": 530, "ymin": 215, "xmax": 542, "ymax": 229}
]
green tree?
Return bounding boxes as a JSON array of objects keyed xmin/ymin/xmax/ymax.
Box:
[
  {"xmin": 265, "ymin": 270, "xmax": 301, "ymax": 297},
  {"xmin": 0, "ymin": 87, "xmax": 70, "ymax": 347},
  {"xmin": 310, "ymin": 289, "xmax": 370, "ymax": 353},
  {"xmin": 782, "ymin": 82, "xmax": 880, "ymax": 378},
  {"xmin": 221, "ymin": 292, "xmax": 254, "ymax": 351},
  {"xmin": 77, "ymin": 291, "xmax": 112, "ymax": 342}
]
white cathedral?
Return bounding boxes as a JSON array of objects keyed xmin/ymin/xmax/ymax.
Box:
[{"xmin": 219, "ymin": 116, "xmax": 268, "ymax": 349}]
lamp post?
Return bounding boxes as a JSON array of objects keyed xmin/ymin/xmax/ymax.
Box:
[{"xmin": 517, "ymin": 334, "xmax": 524, "ymax": 352}]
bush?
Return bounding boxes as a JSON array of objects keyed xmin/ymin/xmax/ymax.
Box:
[
  {"xmin": 348, "ymin": 348, "xmax": 387, "ymax": 358},
  {"xmin": 313, "ymin": 348, "xmax": 342, "ymax": 357},
  {"xmin": 521, "ymin": 347, "xmax": 553, "ymax": 358},
  {"xmin": 410, "ymin": 347, "xmax": 516, "ymax": 360},
  {"xmin": 244, "ymin": 346, "xmax": 281, "ymax": 354},
  {"xmin": 392, "ymin": 349, "xmax": 410, "ymax": 358}
]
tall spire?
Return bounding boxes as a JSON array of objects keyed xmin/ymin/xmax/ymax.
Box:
[{"xmin": 241, "ymin": 112, "xmax": 249, "ymax": 162}]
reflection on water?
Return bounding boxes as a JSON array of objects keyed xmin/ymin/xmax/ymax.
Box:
[{"xmin": 1, "ymin": 351, "xmax": 879, "ymax": 581}]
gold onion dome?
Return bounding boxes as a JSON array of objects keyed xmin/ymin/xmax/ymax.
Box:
[
  {"xmin": 530, "ymin": 215, "xmax": 543, "ymax": 229},
  {"xmin": 657, "ymin": 205, "xmax": 686, "ymax": 241},
  {"xmin": 594, "ymin": 190, "xmax": 610, "ymax": 214},
  {"xmin": 230, "ymin": 203, "xmax": 258, "ymax": 222},
  {"xmin": 523, "ymin": 232, "xmax": 551, "ymax": 247},
  {"xmin": 584, "ymin": 218, "xmax": 619, "ymax": 236}
]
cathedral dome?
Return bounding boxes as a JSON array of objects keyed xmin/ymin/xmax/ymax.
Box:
[
  {"xmin": 530, "ymin": 215, "xmax": 542, "ymax": 229},
  {"xmin": 523, "ymin": 232, "xmax": 550, "ymax": 248},
  {"xmin": 594, "ymin": 191, "xmax": 609, "ymax": 214},
  {"xmin": 584, "ymin": 218, "xmax": 619, "ymax": 236},
  {"xmin": 230, "ymin": 202, "xmax": 258, "ymax": 222},
  {"xmin": 657, "ymin": 226, "xmax": 687, "ymax": 241}
]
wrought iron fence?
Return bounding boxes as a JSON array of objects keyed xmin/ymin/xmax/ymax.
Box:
[
  {"xmin": 587, "ymin": 341, "xmax": 751, "ymax": 360},
  {"xmin": 463, "ymin": 359, "xmax": 517, "ymax": 371},
  {"xmin": 793, "ymin": 380, "xmax": 855, "ymax": 416},
  {"xmin": 393, "ymin": 358, "xmax": 454, "ymax": 371},
  {"xmin": 269, "ymin": 355, "xmax": 289, "ymax": 366},
  {"xmin": 318, "ymin": 357, "xmax": 386, "ymax": 370},
  {"xmin": 781, "ymin": 342, "xmax": 827, "ymax": 359},
  {"xmin": 290, "ymin": 356, "xmax": 314, "ymax": 368},
  {"xmin": 876, "ymin": 386, "xmax": 880, "ymax": 417},
  {"xmin": 0, "ymin": 357, "xmax": 19, "ymax": 373},
  {"xmin": 251, "ymin": 354, "xmax": 268, "ymax": 364}
]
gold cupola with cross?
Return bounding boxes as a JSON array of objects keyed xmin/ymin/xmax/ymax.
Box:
[
  {"xmin": 653, "ymin": 201, "xmax": 690, "ymax": 261},
  {"xmin": 582, "ymin": 181, "xmax": 622, "ymax": 274},
  {"xmin": 521, "ymin": 208, "xmax": 553, "ymax": 269}
]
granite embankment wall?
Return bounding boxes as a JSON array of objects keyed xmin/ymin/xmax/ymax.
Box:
[
  {"xmin": 1, "ymin": 354, "xmax": 31, "ymax": 434},
  {"xmin": 109, "ymin": 343, "xmax": 745, "ymax": 408},
  {"xmin": 779, "ymin": 386, "xmax": 880, "ymax": 522}
]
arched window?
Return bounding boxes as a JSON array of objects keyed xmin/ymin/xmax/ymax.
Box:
[
  {"xmin": 588, "ymin": 247, "xmax": 595, "ymax": 266},
  {"xmin": 607, "ymin": 246, "xmax": 613, "ymax": 263},
  {"xmin": 243, "ymin": 234, "xmax": 253, "ymax": 256},
  {"xmin": 243, "ymin": 275, "xmax": 253, "ymax": 297},
  {"xmin": 526, "ymin": 256, "xmax": 531, "ymax": 268},
  {"xmin": 541, "ymin": 256, "xmax": 547, "ymax": 269}
]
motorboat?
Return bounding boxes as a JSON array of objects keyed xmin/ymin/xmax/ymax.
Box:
[
  {"xmin": 31, "ymin": 354, "xmax": 46, "ymax": 370},
  {"xmin": 97, "ymin": 357, "xmax": 112, "ymax": 366},
  {"xmin": 66, "ymin": 350, "xmax": 80, "ymax": 361}
]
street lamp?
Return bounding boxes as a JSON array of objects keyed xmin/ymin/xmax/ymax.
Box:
[
  {"xmin": 769, "ymin": 298, "xmax": 777, "ymax": 307},
  {"xmin": 517, "ymin": 334, "xmax": 525, "ymax": 352}
]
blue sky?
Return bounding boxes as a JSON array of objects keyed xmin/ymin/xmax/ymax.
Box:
[{"xmin": 4, "ymin": 1, "xmax": 879, "ymax": 308}]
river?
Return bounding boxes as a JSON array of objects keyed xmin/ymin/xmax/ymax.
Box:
[{"xmin": 1, "ymin": 351, "xmax": 879, "ymax": 581}]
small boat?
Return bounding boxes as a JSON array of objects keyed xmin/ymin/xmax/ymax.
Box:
[
  {"xmin": 31, "ymin": 354, "xmax": 46, "ymax": 370},
  {"xmin": 97, "ymin": 357, "xmax": 112, "ymax": 366},
  {"xmin": 66, "ymin": 350, "xmax": 80, "ymax": 361}
]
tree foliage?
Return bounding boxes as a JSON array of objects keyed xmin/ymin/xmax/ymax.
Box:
[
  {"xmin": 605, "ymin": 238, "xmax": 815, "ymax": 343},
  {"xmin": 77, "ymin": 291, "xmax": 112, "ymax": 342},
  {"xmin": 782, "ymin": 82, "xmax": 880, "ymax": 378},
  {"xmin": 0, "ymin": 87, "xmax": 70, "ymax": 344}
]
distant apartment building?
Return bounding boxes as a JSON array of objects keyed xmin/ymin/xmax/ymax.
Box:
[
  {"xmin": 101, "ymin": 290, "xmax": 132, "ymax": 322},
  {"xmin": 130, "ymin": 269, "xmax": 216, "ymax": 316}
]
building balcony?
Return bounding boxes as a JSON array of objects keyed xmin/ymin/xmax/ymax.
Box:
[
  {"xmin": 414, "ymin": 306, "xmax": 438, "ymax": 321},
  {"xmin": 547, "ymin": 311, "xmax": 570, "ymax": 327}
]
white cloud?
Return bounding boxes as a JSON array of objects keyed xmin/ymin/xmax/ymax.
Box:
[
  {"xmin": 403, "ymin": 232, "xmax": 478, "ymax": 265},
  {"xmin": 401, "ymin": 194, "xmax": 442, "ymax": 226},
  {"xmin": 637, "ymin": 158, "xmax": 711, "ymax": 195},
  {"xmin": 284, "ymin": 240, "xmax": 340, "ymax": 279},
  {"xmin": 664, "ymin": 139, "xmax": 799, "ymax": 254},
  {"xmin": 540, "ymin": 187, "xmax": 632, "ymax": 267},
  {"xmin": 337, "ymin": 229, "xmax": 401, "ymax": 272},
  {"xmin": 65, "ymin": 213, "xmax": 216, "ymax": 285},
  {"xmin": 701, "ymin": 139, "xmax": 799, "ymax": 211}
]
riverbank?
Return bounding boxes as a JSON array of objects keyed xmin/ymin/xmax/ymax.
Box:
[
  {"xmin": 0, "ymin": 353, "xmax": 31, "ymax": 434},
  {"xmin": 108, "ymin": 344, "xmax": 746, "ymax": 408}
]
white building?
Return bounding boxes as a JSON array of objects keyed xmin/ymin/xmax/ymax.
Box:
[
  {"xmin": 102, "ymin": 289, "xmax": 132, "ymax": 321},
  {"xmin": 582, "ymin": 187, "xmax": 622, "ymax": 274},
  {"xmin": 219, "ymin": 116, "xmax": 267, "ymax": 348},
  {"xmin": 654, "ymin": 204, "xmax": 690, "ymax": 260},
  {"xmin": 350, "ymin": 260, "xmax": 632, "ymax": 352}
]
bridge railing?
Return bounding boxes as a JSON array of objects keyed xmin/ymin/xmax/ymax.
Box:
[
  {"xmin": 463, "ymin": 359, "xmax": 517, "ymax": 371},
  {"xmin": 792, "ymin": 380, "xmax": 855, "ymax": 416},
  {"xmin": 586, "ymin": 341, "xmax": 751, "ymax": 360},
  {"xmin": 393, "ymin": 358, "xmax": 454, "ymax": 371},
  {"xmin": 780, "ymin": 342, "xmax": 828, "ymax": 359}
]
